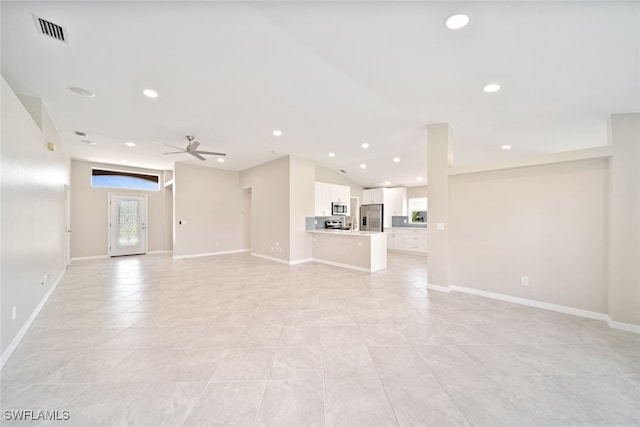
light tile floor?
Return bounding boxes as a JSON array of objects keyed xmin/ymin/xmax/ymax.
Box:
[{"xmin": 1, "ymin": 252, "xmax": 639, "ymax": 427}]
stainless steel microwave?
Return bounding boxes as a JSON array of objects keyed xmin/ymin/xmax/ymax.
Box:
[{"xmin": 331, "ymin": 203, "xmax": 348, "ymax": 215}]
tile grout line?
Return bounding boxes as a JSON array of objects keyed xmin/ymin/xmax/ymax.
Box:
[
  {"xmin": 251, "ymin": 315, "xmax": 283, "ymax": 426},
  {"xmin": 354, "ymin": 315, "xmax": 402, "ymax": 427},
  {"xmin": 179, "ymin": 343, "xmax": 233, "ymax": 424},
  {"xmin": 320, "ymin": 337, "xmax": 328, "ymax": 427},
  {"xmin": 412, "ymin": 342, "xmax": 477, "ymax": 427}
]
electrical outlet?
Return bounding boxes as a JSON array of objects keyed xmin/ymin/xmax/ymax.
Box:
[
  {"xmin": 215, "ymin": 242, "xmax": 219, "ymax": 247},
  {"xmin": 271, "ymin": 246, "xmax": 274, "ymax": 251},
  {"xmin": 436, "ymin": 223, "xmax": 445, "ymax": 230},
  {"xmin": 12, "ymin": 306, "xmax": 16, "ymax": 321},
  {"xmin": 40, "ymin": 275, "xmax": 46, "ymax": 285},
  {"xmin": 521, "ymin": 276, "xmax": 529, "ymax": 286}
]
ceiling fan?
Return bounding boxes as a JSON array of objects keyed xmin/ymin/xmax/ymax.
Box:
[{"xmin": 153, "ymin": 135, "xmax": 226, "ymax": 161}]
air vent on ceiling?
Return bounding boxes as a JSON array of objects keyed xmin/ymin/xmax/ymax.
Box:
[
  {"xmin": 74, "ymin": 131, "xmax": 87, "ymax": 137},
  {"xmin": 340, "ymin": 169, "xmax": 347, "ymax": 174},
  {"xmin": 33, "ymin": 15, "xmax": 67, "ymax": 43}
]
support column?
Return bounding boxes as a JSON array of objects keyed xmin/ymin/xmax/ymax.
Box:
[
  {"xmin": 608, "ymin": 113, "xmax": 640, "ymax": 327},
  {"xmin": 427, "ymin": 124, "xmax": 452, "ymax": 288}
]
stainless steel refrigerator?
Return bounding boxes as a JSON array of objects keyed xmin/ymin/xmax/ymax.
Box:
[{"xmin": 360, "ymin": 204, "xmax": 383, "ymax": 232}]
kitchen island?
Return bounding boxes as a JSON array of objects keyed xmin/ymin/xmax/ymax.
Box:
[{"xmin": 307, "ymin": 230, "xmax": 387, "ymax": 272}]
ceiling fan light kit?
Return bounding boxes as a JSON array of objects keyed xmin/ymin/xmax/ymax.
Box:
[{"xmin": 153, "ymin": 135, "xmax": 226, "ymax": 161}]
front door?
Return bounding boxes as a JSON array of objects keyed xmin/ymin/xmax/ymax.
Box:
[{"xmin": 109, "ymin": 194, "xmax": 147, "ymax": 256}]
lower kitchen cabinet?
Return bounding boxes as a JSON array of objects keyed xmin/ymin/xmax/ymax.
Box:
[{"xmin": 387, "ymin": 228, "xmax": 427, "ymax": 255}]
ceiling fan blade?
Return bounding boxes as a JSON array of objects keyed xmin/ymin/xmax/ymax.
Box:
[
  {"xmin": 195, "ymin": 150, "xmax": 226, "ymax": 156},
  {"xmin": 152, "ymin": 141, "xmax": 185, "ymax": 151},
  {"xmin": 191, "ymin": 152, "xmax": 207, "ymax": 161},
  {"xmin": 188, "ymin": 140, "xmax": 201, "ymax": 151},
  {"xmin": 162, "ymin": 151, "xmax": 187, "ymax": 155}
]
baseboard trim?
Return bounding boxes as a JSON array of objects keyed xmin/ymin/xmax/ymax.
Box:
[
  {"xmin": 173, "ymin": 249, "xmax": 250, "ymax": 260},
  {"xmin": 71, "ymin": 255, "xmax": 109, "ymax": 262},
  {"xmin": 388, "ymin": 249, "xmax": 428, "ymax": 257},
  {"xmin": 311, "ymin": 258, "xmax": 371, "ymax": 273},
  {"xmin": 290, "ymin": 258, "xmax": 313, "ymax": 265},
  {"xmin": 426, "ymin": 283, "xmax": 639, "ymax": 334},
  {"xmin": 426, "ymin": 283, "xmax": 452, "ymax": 293},
  {"xmin": 453, "ymin": 285, "xmax": 608, "ymax": 321},
  {"xmin": 1, "ymin": 268, "xmax": 65, "ymax": 369},
  {"xmin": 251, "ymin": 252, "xmax": 290, "ymax": 265},
  {"xmin": 607, "ymin": 318, "xmax": 640, "ymax": 334},
  {"xmin": 147, "ymin": 250, "xmax": 173, "ymax": 255}
]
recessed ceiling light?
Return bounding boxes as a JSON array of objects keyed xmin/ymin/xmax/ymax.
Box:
[
  {"xmin": 81, "ymin": 140, "xmax": 96, "ymax": 145},
  {"xmin": 217, "ymin": 158, "xmax": 225, "ymax": 163},
  {"xmin": 69, "ymin": 86, "xmax": 95, "ymax": 97},
  {"xmin": 445, "ymin": 14, "xmax": 470, "ymax": 30},
  {"xmin": 393, "ymin": 157, "xmax": 400, "ymax": 163},
  {"xmin": 143, "ymin": 89, "xmax": 158, "ymax": 98},
  {"xmin": 501, "ymin": 145, "xmax": 512, "ymax": 150},
  {"xmin": 417, "ymin": 177, "xmax": 423, "ymax": 182},
  {"xmin": 384, "ymin": 180, "xmax": 391, "ymax": 186},
  {"xmin": 483, "ymin": 83, "xmax": 501, "ymax": 93},
  {"xmin": 125, "ymin": 142, "xmax": 136, "ymax": 147},
  {"xmin": 273, "ymin": 130, "xmax": 282, "ymax": 137},
  {"xmin": 121, "ymin": 159, "xmax": 129, "ymax": 163},
  {"xmin": 328, "ymin": 152, "xmax": 335, "ymax": 157},
  {"xmin": 361, "ymin": 143, "xmax": 369, "ymax": 149},
  {"xmin": 360, "ymin": 163, "xmax": 367, "ymax": 169}
]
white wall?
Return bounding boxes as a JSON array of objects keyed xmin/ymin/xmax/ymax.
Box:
[
  {"xmin": 173, "ymin": 163, "xmax": 250, "ymax": 257},
  {"xmin": 315, "ymin": 166, "xmax": 363, "ymax": 200},
  {"xmin": 449, "ymin": 159, "xmax": 609, "ymax": 313},
  {"xmin": 1, "ymin": 77, "xmax": 70, "ymax": 358},
  {"xmin": 608, "ymin": 113, "xmax": 640, "ymax": 325},
  {"xmin": 427, "ymin": 124, "xmax": 452, "ymax": 286},
  {"xmin": 290, "ymin": 157, "xmax": 314, "ymax": 261},
  {"xmin": 240, "ymin": 155, "xmax": 315, "ymax": 263},
  {"xmin": 240, "ymin": 156, "xmax": 291, "ymax": 261},
  {"xmin": 70, "ymin": 161, "xmax": 169, "ymax": 258},
  {"xmin": 407, "ymin": 185, "xmax": 427, "ymax": 199}
]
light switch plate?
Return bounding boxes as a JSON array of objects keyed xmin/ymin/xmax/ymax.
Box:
[{"xmin": 436, "ymin": 223, "xmax": 445, "ymax": 230}]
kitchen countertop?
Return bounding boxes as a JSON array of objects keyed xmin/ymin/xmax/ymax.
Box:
[
  {"xmin": 387, "ymin": 226, "xmax": 427, "ymax": 230},
  {"xmin": 307, "ymin": 229, "xmax": 383, "ymax": 236}
]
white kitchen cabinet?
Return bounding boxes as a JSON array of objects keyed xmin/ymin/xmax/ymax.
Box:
[
  {"xmin": 386, "ymin": 230, "xmax": 396, "ymax": 250},
  {"xmin": 383, "ymin": 187, "xmax": 407, "ymax": 228},
  {"xmin": 315, "ymin": 181, "xmax": 350, "ymax": 216},
  {"xmin": 314, "ymin": 182, "xmax": 328, "ymax": 216},
  {"xmin": 362, "ymin": 188, "xmax": 384, "ymax": 205},
  {"xmin": 388, "ymin": 228, "xmax": 427, "ymax": 255},
  {"xmin": 364, "ymin": 187, "xmax": 407, "ymax": 228},
  {"xmin": 336, "ymin": 185, "xmax": 350, "ymax": 204}
]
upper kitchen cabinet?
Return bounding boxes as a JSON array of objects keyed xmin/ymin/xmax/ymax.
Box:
[
  {"xmin": 385, "ymin": 187, "xmax": 407, "ymax": 217},
  {"xmin": 363, "ymin": 187, "xmax": 407, "ymax": 228},
  {"xmin": 315, "ymin": 181, "xmax": 350, "ymax": 216},
  {"xmin": 362, "ymin": 188, "xmax": 384, "ymax": 205},
  {"xmin": 335, "ymin": 185, "xmax": 350, "ymax": 204}
]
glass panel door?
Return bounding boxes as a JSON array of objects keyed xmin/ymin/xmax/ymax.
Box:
[
  {"xmin": 109, "ymin": 194, "xmax": 147, "ymax": 256},
  {"xmin": 117, "ymin": 199, "xmax": 140, "ymax": 248}
]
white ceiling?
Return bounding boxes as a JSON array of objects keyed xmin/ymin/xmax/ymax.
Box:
[{"xmin": 2, "ymin": 1, "xmax": 639, "ymax": 188}]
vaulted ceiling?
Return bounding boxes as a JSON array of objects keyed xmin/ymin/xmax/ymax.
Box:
[{"xmin": 2, "ymin": 1, "xmax": 638, "ymax": 188}]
